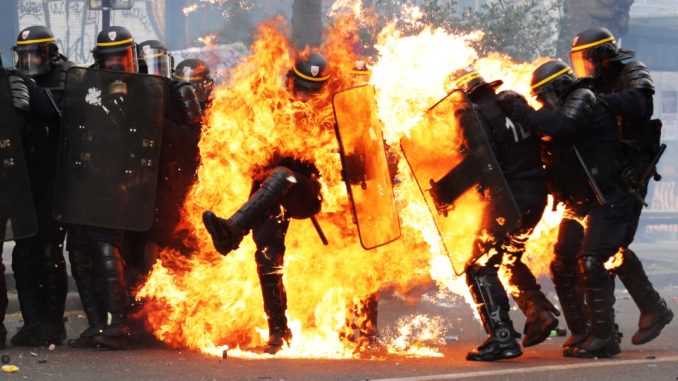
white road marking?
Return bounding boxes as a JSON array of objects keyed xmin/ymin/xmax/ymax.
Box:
[{"xmin": 371, "ymin": 355, "xmax": 678, "ymax": 381}]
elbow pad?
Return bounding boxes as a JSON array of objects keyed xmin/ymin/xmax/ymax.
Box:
[
  {"xmin": 621, "ymin": 61, "xmax": 654, "ymax": 93},
  {"xmin": 563, "ymin": 88, "xmax": 595, "ymax": 123}
]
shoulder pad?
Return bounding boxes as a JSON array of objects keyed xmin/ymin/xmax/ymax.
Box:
[
  {"xmin": 621, "ymin": 61, "xmax": 654, "ymax": 92},
  {"xmin": 563, "ymin": 88, "xmax": 595, "ymax": 122}
]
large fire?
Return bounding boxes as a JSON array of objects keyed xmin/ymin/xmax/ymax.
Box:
[{"xmin": 137, "ymin": 6, "xmax": 564, "ymax": 359}]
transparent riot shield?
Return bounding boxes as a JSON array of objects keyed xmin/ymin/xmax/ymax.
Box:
[
  {"xmin": 0, "ymin": 68, "xmax": 37, "ymax": 241},
  {"xmin": 333, "ymin": 85, "xmax": 400, "ymax": 249},
  {"xmin": 400, "ymin": 90, "xmax": 521, "ymax": 275},
  {"xmin": 53, "ymin": 67, "xmax": 168, "ymax": 231}
]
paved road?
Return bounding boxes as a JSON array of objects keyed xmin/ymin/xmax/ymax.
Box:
[{"xmin": 0, "ymin": 242, "xmax": 674, "ymax": 380}]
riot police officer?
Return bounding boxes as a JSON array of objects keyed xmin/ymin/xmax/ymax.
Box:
[
  {"xmin": 499, "ymin": 60, "xmax": 633, "ymax": 358},
  {"xmin": 10, "ymin": 25, "xmax": 72, "ymax": 346},
  {"xmin": 202, "ymin": 52, "xmax": 329, "ymax": 355},
  {"xmin": 66, "ymin": 25, "xmax": 140, "ymax": 350},
  {"xmin": 569, "ymin": 27, "xmax": 673, "ymax": 345},
  {"xmin": 173, "ymin": 58, "xmax": 214, "ymax": 111},
  {"xmin": 450, "ymin": 68, "xmax": 560, "ymax": 361},
  {"xmin": 0, "ymin": 54, "xmax": 32, "ymax": 348}
]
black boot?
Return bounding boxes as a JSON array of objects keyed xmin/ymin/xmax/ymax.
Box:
[
  {"xmin": 258, "ymin": 266, "xmax": 291, "ymax": 355},
  {"xmin": 514, "ymin": 289, "xmax": 559, "ymax": 347},
  {"xmin": 67, "ymin": 248, "xmax": 105, "ymax": 348},
  {"xmin": 11, "ymin": 241, "xmax": 42, "ymax": 346},
  {"xmin": 91, "ymin": 243, "xmax": 130, "ymax": 350},
  {"xmin": 466, "ymin": 270, "xmax": 522, "ymax": 361},
  {"xmin": 31, "ymin": 245, "xmax": 68, "ymax": 346},
  {"xmin": 550, "ymin": 257, "xmax": 589, "ymax": 357},
  {"xmin": 617, "ymin": 249, "xmax": 674, "ymax": 345},
  {"xmin": 203, "ymin": 167, "xmax": 295, "ymax": 255},
  {"xmin": 573, "ymin": 256, "xmax": 620, "ymax": 358}
]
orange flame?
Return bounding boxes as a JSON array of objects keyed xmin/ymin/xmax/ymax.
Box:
[
  {"xmin": 138, "ymin": 13, "xmax": 563, "ymax": 359},
  {"xmin": 604, "ymin": 250, "xmax": 625, "ymax": 271}
]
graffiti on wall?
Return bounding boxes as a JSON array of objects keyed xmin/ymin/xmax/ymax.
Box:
[{"xmin": 18, "ymin": 0, "xmax": 164, "ymax": 64}]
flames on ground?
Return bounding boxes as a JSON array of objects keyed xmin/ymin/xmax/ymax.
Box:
[{"xmin": 137, "ymin": 8, "xmax": 563, "ymax": 359}]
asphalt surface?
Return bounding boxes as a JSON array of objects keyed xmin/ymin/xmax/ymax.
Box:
[{"xmin": 0, "ymin": 241, "xmax": 674, "ymax": 380}]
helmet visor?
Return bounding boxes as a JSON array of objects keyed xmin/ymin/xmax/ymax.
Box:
[
  {"xmin": 569, "ymin": 50, "xmax": 595, "ymax": 78},
  {"xmin": 139, "ymin": 48, "xmax": 171, "ymax": 78},
  {"xmin": 98, "ymin": 45, "xmax": 138, "ymax": 73},
  {"xmin": 12, "ymin": 45, "xmax": 50, "ymax": 76}
]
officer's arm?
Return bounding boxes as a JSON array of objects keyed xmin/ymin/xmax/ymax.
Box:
[
  {"xmin": 497, "ymin": 91, "xmax": 577, "ymax": 138},
  {"xmin": 599, "ymin": 61, "xmax": 654, "ymax": 120},
  {"xmin": 599, "ymin": 89, "xmax": 652, "ymax": 120}
]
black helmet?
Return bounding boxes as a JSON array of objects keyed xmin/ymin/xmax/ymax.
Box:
[
  {"xmin": 138, "ymin": 39, "xmax": 173, "ymax": 78},
  {"xmin": 450, "ymin": 67, "xmax": 502, "ymax": 95},
  {"xmin": 530, "ymin": 60, "xmax": 575, "ymax": 109},
  {"xmin": 173, "ymin": 58, "xmax": 214, "ymax": 103},
  {"xmin": 288, "ymin": 52, "xmax": 330, "ymax": 95},
  {"xmin": 92, "ymin": 26, "xmax": 138, "ymax": 73},
  {"xmin": 569, "ymin": 27, "xmax": 634, "ymax": 78},
  {"xmin": 12, "ymin": 25, "xmax": 59, "ymax": 76}
]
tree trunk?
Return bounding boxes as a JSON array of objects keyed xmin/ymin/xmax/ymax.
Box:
[
  {"xmin": 557, "ymin": 0, "xmax": 635, "ymax": 58},
  {"xmin": 292, "ymin": 0, "xmax": 322, "ymax": 50}
]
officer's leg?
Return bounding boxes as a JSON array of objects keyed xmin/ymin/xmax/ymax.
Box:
[
  {"xmin": 504, "ymin": 236, "xmax": 559, "ymax": 347},
  {"xmin": 67, "ymin": 228, "xmax": 105, "ymax": 348},
  {"xmin": 550, "ymin": 215, "xmax": 588, "ymax": 356},
  {"xmin": 504, "ymin": 184, "xmax": 558, "ymax": 347},
  {"xmin": 0, "ymin": 249, "xmax": 7, "ymax": 349},
  {"xmin": 10, "ymin": 239, "xmax": 42, "ymax": 346},
  {"xmin": 466, "ymin": 254, "xmax": 522, "ymax": 361},
  {"xmin": 34, "ymin": 221, "xmax": 68, "ymax": 345},
  {"xmin": 573, "ymin": 198, "xmax": 631, "ymax": 358},
  {"xmin": 616, "ymin": 247, "xmax": 673, "ymax": 345},
  {"xmin": 253, "ymin": 206, "xmax": 291, "ymax": 355},
  {"xmin": 204, "ymin": 167, "xmax": 296, "ymax": 255},
  {"xmin": 91, "ymin": 238, "xmax": 129, "ymax": 350}
]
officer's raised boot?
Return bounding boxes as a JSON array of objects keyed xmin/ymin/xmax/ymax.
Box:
[
  {"xmin": 616, "ymin": 249, "xmax": 674, "ymax": 345},
  {"xmin": 91, "ymin": 243, "xmax": 130, "ymax": 350},
  {"xmin": 515, "ymin": 290, "xmax": 559, "ymax": 347},
  {"xmin": 466, "ymin": 273, "xmax": 522, "ymax": 361},
  {"xmin": 573, "ymin": 256, "xmax": 620, "ymax": 358},
  {"xmin": 31, "ymin": 245, "xmax": 68, "ymax": 346},
  {"xmin": 203, "ymin": 167, "xmax": 296, "ymax": 255},
  {"xmin": 258, "ymin": 268, "xmax": 292, "ymax": 355},
  {"xmin": 550, "ymin": 258, "xmax": 589, "ymax": 356},
  {"xmin": 68, "ymin": 248, "xmax": 105, "ymax": 348},
  {"xmin": 11, "ymin": 242, "xmax": 42, "ymax": 346}
]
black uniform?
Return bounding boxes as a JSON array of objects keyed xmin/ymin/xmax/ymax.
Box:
[
  {"xmin": 456, "ymin": 73, "xmax": 559, "ymax": 362},
  {"xmin": 500, "ymin": 75, "xmax": 632, "ymax": 358},
  {"xmin": 10, "ymin": 28, "xmax": 72, "ymax": 346},
  {"xmin": 568, "ymin": 26, "xmax": 673, "ymax": 346},
  {"xmin": 0, "ymin": 70, "xmax": 32, "ymax": 347},
  {"xmin": 591, "ymin": 60, "xmax": 674, "ymax": 345}
]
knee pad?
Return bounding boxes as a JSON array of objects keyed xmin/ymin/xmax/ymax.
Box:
[{"xmin": 577, "ymin": 255, "xmax": 610, "ymax": 287}]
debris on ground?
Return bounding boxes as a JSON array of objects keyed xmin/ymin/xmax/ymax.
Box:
[
  {"xmin": 1, "ymin": 355, "xmax": 9, "ymax": 364},
  {"xmin": 1, "ymin": 365, "xmax": 19, "ymax": 373},
  {"xmin": 29, "ymin": 352, "xmax": 38, "ymax": 357},
  {"xmin": 48, "ymin": 344, "xmax": 56, "ymax": 351}
]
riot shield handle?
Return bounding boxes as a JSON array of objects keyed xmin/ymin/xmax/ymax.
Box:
[{"xmin": 311, "ymin": 216, "xmax": 329, "ymax": 245}]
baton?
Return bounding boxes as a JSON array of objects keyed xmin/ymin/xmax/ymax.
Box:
[
  {"xmin": 44, "ymin": 89, "xmax": 62, "ymax": 119},
  {"xmin": 310, "ymin": 216, "xmax": 329, "ymax": 246},
  {"xmin": 573, "ymin": 145, "xmax": 607, "ymax": 206}
]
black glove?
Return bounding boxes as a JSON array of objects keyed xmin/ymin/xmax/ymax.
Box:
[
  {"xmin": 168, "ymin": 80, "xmax": 203, "ymax": 126},
  {"xmin": 496, "ymin": 90, "xmax": 531, "ymax": 123},
  {"xmin": 8, "ymin": 74, "xmax": 30, "ymax": 112}
]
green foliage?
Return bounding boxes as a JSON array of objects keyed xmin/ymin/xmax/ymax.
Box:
[{"xmin": 373, "ymin": 0, "xmax": 563, "ymax": 61}]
